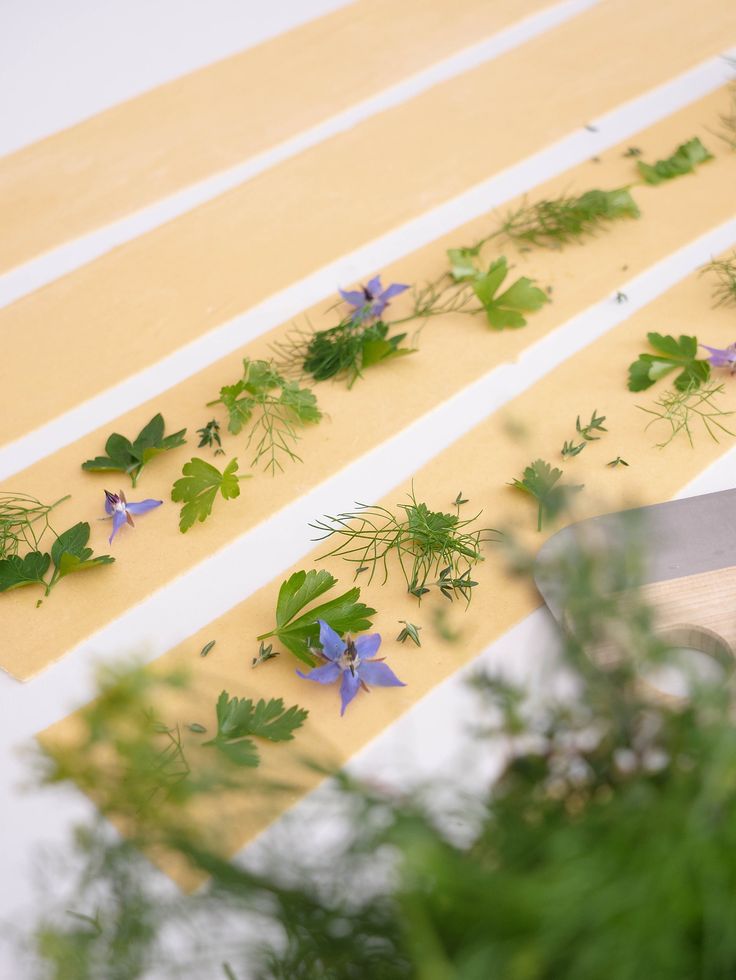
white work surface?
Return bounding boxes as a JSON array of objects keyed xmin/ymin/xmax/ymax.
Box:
[{"xmin": 1, "ymin": 3, "xmax": 735, "ymax": 977}]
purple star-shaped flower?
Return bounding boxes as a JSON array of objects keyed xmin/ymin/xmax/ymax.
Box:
[
  {"xmin": 104, "ymin": 489, "xmax": 163, "ymax": 544},
  {"xmin": 297, "ymin": 620, "xmax": 405, "ymax": 716},
  {"xmin": 701, "ymin": 343, "xmax": 736, "ymax": 373},
  {"xmin": 339, "ymin": 275, "xmax": 409, "ymax": 323}
]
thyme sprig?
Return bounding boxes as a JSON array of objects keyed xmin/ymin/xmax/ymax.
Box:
[
  {"xmin": 639, "ymin": 381, "xmax": 735, "ymax": 448},
  {"xmin": 701, "ymin": 253, "xmax": 736, "ymax": 308},
  {"xmin": 561, "ymin": 410, "xmax": 607, "ymax": 459},
  {"xmin": 0, "ymin": 492, "xmax": 69, "ymax": 559},
  {"xmin": 311, "ymin": 489, "xmax": 494, "ymax": 603}
]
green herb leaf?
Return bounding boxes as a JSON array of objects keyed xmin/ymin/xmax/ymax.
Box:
[
  {"xmin": 171, "ymin": 457, "xmax": 243, "ymax": 533},
  {"xmin": 82, "ymin": 414, "xmax": 186, "ymax": 487},
  {"xmin": 0, "ymin": 552, "xmax": 50, "ymax": 593},
  {"xmin": 627, "ymin": 333, "xmax": 711, "ymax": 392},
  {"xmin": 499, "ymin": 187, "xmax": 640, "ymax": 249},
  {"xmin": 637, "ymin": 137, "xmax": 713, "ymax": 185},
  {"xmin": 50, "ymin": 522, "xmax": 115, "ymax": 579},
  {"xmin": 472, "ymin": 257, "xmax": 548, "ymax": 330},
  {"xmin": 202, "ymin": 690, "xmax": 308, "ymax": 767},
  {"xmin": 258, "ymin": 569, "xmax": 376, "ymax": 666},
  {"xmin": 510, "ymin": 459, "xmax": 584, "ymax": 531}
]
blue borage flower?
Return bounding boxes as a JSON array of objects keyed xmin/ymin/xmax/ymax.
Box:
[
  {"xmin": 339, "ymin": 275, "xmax": 409, "ymax": 323},
  {"xmin": 104, "ymin": 489, "xmax": 162, "ymax": 544},
  {"xmin": 297, "ymin": 620, "xmax": 405, "ymax": 716},
  {"xmin": 701, "ymin": 343, "xmax": 736, "ymax": 373}
]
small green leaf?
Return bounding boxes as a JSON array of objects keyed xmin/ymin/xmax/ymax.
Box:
[
  {"xmin": 199, "ymin": 640, "xmax": 216, "ymax": 658},
  {"xmin": 171, "ymin": 457, "xmax": 243, "ymax": 533}
]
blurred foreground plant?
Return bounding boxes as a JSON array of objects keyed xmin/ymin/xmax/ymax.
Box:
[{"xmin": 28, "ymin": 517, "xmax": 736, "ymax": 980}]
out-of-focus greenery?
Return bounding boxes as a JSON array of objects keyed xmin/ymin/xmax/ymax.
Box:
[{"xmin": 28, "ymin": 519, "xmax": 736, "ymax": 979}]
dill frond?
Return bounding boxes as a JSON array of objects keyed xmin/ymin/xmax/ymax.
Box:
[
  {"xmin": 497, "ymin": 187, "xmax": 640, "ymax": 249},
  {"xmin": 0, "ymin": 492, "xmax": 69, "ymax": 559},
  {"xmin": 310, "ymin": 489, "xmax": 496, "ymax": 603},
  {"xmin": 639, "ymin": 381, "xmax": 735, "ymax": 448},
  {"xmin": 701, "ymin": 252, "xmax": 736, "ymax": 308},
  {"xmin": 207, "ymin": 359, "xmax": 321, "ymax": 474}
]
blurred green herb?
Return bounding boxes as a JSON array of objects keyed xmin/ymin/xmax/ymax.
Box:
[
  {"xmin": 607, "ymin": 456, "xmax": 629, "ymax": 468},
  {"xmin": 171, "ymin": 457, "xmax": 245, "ymax": 533},
  {"xmin": 201, "ymin": 691, "xmax": 308, "ymax": 768},
  {"xmin": 701, "ymin": 252, "xmax": 736, "ymax": 308},
  {"xmin": 636, "ymin": 136, "xmax": 713, "ymax": 185},
  {"xmin": 715, "ymin": 82, "xmax": 736, "ymax": 151},
  {"xmin": 510, "ymin": 459, "xmax": 583, "ymax": 531},
  {"xmin": 82, "ymin": 414, "xmax": 186, "ymax": 488},
  {"xmin": 256, "ymin": 569, "xmax": 376, "ymax": 667},
  {"xmin": 627, "ymin": 332, "xmax": 710, "ymax": 392},
  {"xmin": 471, "ymin": 257, "xmax": 548, "ymax": 329},
  {"xmin": 496, "ymin": 187, "xmax": 640, "ymax": 249},
  {"xmin": 639, "ymin": 380, "xmax": 735, "ymax": 448},
  {"xmin": 199, "ymin": 640, "xmax": 216, "ymax": 658},
  {"xmin": 207, "ymin": 359, "xmax": 321, "ymax": 472}
]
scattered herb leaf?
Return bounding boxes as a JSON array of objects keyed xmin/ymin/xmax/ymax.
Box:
[
  {"xmin": 197, "ymin": 419, "xmax": 224, "ymax": 456},
  {"xmin": 199, "ymin": 640, "xmax": 216, "ymax": 658},
  {"xmin": 171, "ymin": 457, "xmax": 245, "ymax": 533},
  {"xmin": 252, "ymin": 641, "xmax": 279, "ymax": 668},
  {"xmin": 627, "ymin": 333, "xmax": 710, "ymax": 393},
  {"xmin": 82, "ymin": 414, "xmax": 186, "ymax": 488},
  {"xmin": 607, "ymin": 456, "xmax": 629, "ymax": 468}
]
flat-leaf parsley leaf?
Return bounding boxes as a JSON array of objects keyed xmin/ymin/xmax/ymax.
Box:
[{"xmin": 171, "ymin": 457, "xmax": 245, "ymax": 533}]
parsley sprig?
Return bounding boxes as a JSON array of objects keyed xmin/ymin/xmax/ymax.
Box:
[
  {"xmin": 257, "ymin": 569, "xmax": 375, "ymax": 666},
  {"xmin": 0, "ymin": 522, "xmax": 114, "ymax": 601},
  {"xmin": 627, "ymin": 333, "xmax": 710, "ymax": 393},
  {"xmin": 82, "ymin": 414, "xmax": 186, "ymax": 488},
  {"xmin": 171, "ymin": 457, "xmax": 246, "ymax": 532},
  {"xmin": 510, "ymin": 460, "xmax": 583, "ymax": 531},
  {"xmin": 200, "ymin": 691, "xmax": 308, "ymax": 767}
]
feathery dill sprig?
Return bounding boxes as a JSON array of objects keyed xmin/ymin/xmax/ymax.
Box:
[
  {"xmin": 310, "ymin": 489, "xmax": 496, "ymax": 603},
  {"xmin": 496, "ymin": 187, "xmax": 640, "ymax": 249},
  {"xmin": 273, "ymin": 315, "xmax": 414, "ymax": 388},
  {"xmin": 0, "ymin": 492, "xmax": 70, "ymax": 559},
  {"xmin": 701, "ymin": 253, "xmax": 736, "ymax": 308},
  {"xmin": 715, "ymin": 82, "xmax": 736, "ymax": 151},
  {"xmin": 207, "ymin": 358, "xmax": 321, "ymax": 473},
  {"xmin": 639, "ymin": 381, "xmax": 735, "ymax": 448}
]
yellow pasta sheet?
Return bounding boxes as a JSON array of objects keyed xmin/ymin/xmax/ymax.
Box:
[
  {"xmin": 3, "ymin": 90, "xmax": 735, "ymax": 680},
  {"xmin": 2, "ymin": 0, "xmax": 735, "ymax": 442}
]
